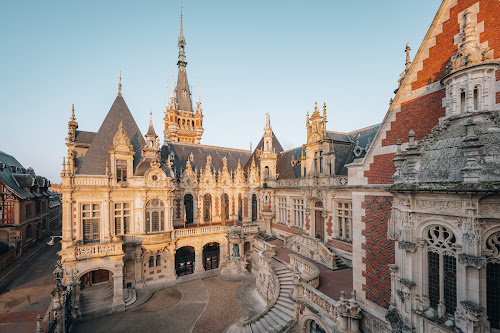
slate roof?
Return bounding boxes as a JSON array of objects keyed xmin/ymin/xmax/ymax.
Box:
[
  {"xmin": 273, "ymin": 124, "xmax": 381, "ymax": 179},
  {"xmin": 0, "ymin": 151, "xmax": 51, "ymax": 199},
  {"xmin": 161, "ymin": 142, "xmax": 252, "ymax": 179},
  {"xmin": 74, "ymin": 130, "xmax": 96, "ymax": 146},
  {"xmin": 243, "ymin": 132, "xmax": 284, "ymax": 172},
  {"xmin": 175, "ymin": 67, "xmax": 193, "ymax": 113},
  {"xmin": 78, "ymin": 96, "xmax": 146, "ymax": 175}
]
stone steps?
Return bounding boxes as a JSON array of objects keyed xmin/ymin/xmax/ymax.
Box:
[
  {"xmin": 244, "ymin": 264, "xmax": 295, "ymax": 333},
  {"xmin": 80, "ymin": 284, "xmax": 113, "ymax": 316},
  {"xmin": 123, "ymin": 288, "xmax": 137, "ymax": 306}
]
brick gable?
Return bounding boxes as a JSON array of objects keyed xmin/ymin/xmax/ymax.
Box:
[
  {"xmin": 364, "ymin": 153, "xmax": 396, "ymax": 185},
  {"xmin": 412, "ymin": 0, "xmax": 500, "ymax": 91}
]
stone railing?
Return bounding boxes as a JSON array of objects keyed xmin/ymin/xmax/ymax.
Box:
[
  {"xmin": 284, "ymin": 233, "xmax": 337, "ymax": 270},
  {"xmin": 289, "ymin": 253, "xmax": 320, "ymax": 288},
  {"xmin": 265, "ymin": 175, "xmax": 348, "ymax": 188},
  {"xmin": 238, "ymin": 248, "xmax": 280, "ymax": 327},
  {"xmin": 72, "ymin": 177, "xmax": 108, "ymax": 186},
  {"xmin": 139, "ymin": 232, "xmax": 173, "ymax": 245},
  {"xmin": 294, "ymin": 282, "xmax": 362, "ymax": 332},
  {"xmin": 242, "ymin": 224, "xmax": 259, "ymax": 234},
  {"xmin": 253, "ymin": 237, "xmax": 276, "ymax": 256},
  {"xmin": 173, "ymin": 225, "xmax": 225, "ymax": 238},
  {"xmin": 74, "ymin": 242, "xmax": 124, "ymax": 260}
]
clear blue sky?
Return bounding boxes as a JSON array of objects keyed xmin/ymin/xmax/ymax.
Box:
[{"xmin": 0, "ymin": 0, "xmax": 442, "ymax": 183}]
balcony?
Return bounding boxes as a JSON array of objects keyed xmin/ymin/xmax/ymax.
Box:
[{"xmin": 66, "ymin": 241, "xmax": 124, "ymax": 261}]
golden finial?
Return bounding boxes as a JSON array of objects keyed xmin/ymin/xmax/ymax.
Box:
[{"xmin": 118, "ymin": 71, "xmax": 122, "ymax": 97}]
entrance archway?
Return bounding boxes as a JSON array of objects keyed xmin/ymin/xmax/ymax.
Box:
[
  {"xmin": 79, "ymin": 269, "xmax": 112, "ymax": 290},
  {"xmin": 309, "ymin": 319, "xmax": 327, "ymax": 333},
  {"xmin": 203, "ymin": 242, "xmax": 220, "ymax": 270},
  {"xmin": 176, "ymin": 246, "xmax": 195, "ymax": 276},
  {"xmin": 314, "ymin": 201, "xmax": 324, "ymax": 241},
  {"xmin": 184, "ymin": 194, "xmax": 194, "ymax": 224}
]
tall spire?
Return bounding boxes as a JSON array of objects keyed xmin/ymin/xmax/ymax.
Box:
[
  {"xmin": 70, "ymin": 104, "xmax": 76, "ymax": 122},
  {"xmin": 177, "ymin": 7, "xmax": 187, "ymax": 68},
  {"xmin": 118, "ymin": 71, "xmax": 122, "ymax": 97}
]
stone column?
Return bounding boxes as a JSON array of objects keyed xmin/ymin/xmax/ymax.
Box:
[
  {"xmin": 166, "ymin": 249, "xmax": 177, "ymax": 281},
  {"xmin": 103, "ymin": 196, "xmax": 111, "ymax": 240},
  {"xmin": 194, "ymin": 245, "xmax": 205, "ymax": 274},
  {"xmin": 112, "ymin": 272, "xmax": 125, "ymax": 312},
  {"xmin": 62, "ymin": 198, "xmax": 73, "ymax": 243}
]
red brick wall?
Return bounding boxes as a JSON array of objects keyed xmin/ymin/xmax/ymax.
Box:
[
  {"xmin": 361, "ymin": 195, "xmax": 394, "ymax": 309},
  {"xmin": 497, "ymin": 92, "xmax": 500, "ymax": 104},
  {"xmin": 496, "ymin": 69, "xmax": 500, "ymax": 81},
  {"xmin": 364, "ymin": 153, "xmax": 396, "ymax": 185},
  {"xmin": 383, "ymin": 89, "xmax": 446, "ymax": 147},
  {"xmin": 412, "ymin": 0, "xmax": 500, "ymax": 90}
]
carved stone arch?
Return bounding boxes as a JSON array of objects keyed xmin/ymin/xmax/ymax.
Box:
[
  {"xmin": 299, "ymin": 314, "xmax": 332, "ymax": 333},
  {"xmin": 415, "ymin": 217, "xmax": 461, "ymax": 239},
  {"xmin": 76, "ymin": 264, "xmax": 121, "ymax": 281}
]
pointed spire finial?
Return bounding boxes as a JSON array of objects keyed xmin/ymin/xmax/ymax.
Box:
[
  {"xmin": 177, "ymin": 6, "xmax": 187, "ymax": 67},
  {"xmin": 118, "ymin": 71, "xmax": 122, "ymax": 97},
  {"xmin": 197, "ymin": 79, "xmax": 200, "ymax": 103},
  {"xmin": 70, "ymin": 104, "xmax": 76, "ymax": 121},
  {"xmin": 405, "ymin": 43, "xmax": 411, "ymax": 70}
]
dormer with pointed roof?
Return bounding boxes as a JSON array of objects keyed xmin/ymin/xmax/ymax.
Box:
[{"xmin": 164, "ymin": 9, "xmax": 204, "ymax": 144}]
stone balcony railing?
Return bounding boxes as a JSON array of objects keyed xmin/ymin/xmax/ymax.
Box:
[
  {"xmin": 173, "ymin": 225, "xmax": 225, "ymax": 238},
  {"xmin": 253, "ymin": 237, "xmax": 277, "ymax": 256},
  {"xmin": 265, "ymin": 175, "xmax": 348, "ymax": 188},
  {"xmin": 284, "ymin": 233, "xmax": 337, "ymax": 270},
  {"xmin": 68, "ymin": 241, "xmax": 124, "ymax": 261},
  {"xmin": 289, "ymin": 253, "xmax": 320, "ymax": 288}
]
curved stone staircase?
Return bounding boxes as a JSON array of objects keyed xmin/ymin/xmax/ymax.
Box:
[{"xmin": 229, "ymin": 261, "xmax": 295, "ymax": 333}]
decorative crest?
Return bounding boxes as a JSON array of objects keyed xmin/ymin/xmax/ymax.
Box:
[
  {"xmin": 118, "ymin": 71, "xmax": 122, "ymax": 97},
  {"xmin": 112, "ymin": 121, "xmax": 133, "ymax": 152}
]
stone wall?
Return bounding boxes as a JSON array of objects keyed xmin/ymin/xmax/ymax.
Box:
[{"xmin": 360, "ymin": 310, "xmax": 390, "ymax": 333}]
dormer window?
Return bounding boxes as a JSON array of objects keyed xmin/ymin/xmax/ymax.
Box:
[
  {"xmin": 116, "ymin": 160, "xmax": 127, "ymax": 182},
  {"xmin": 314, "ymin": 151, "xmax": 323, "ymax": 174}
]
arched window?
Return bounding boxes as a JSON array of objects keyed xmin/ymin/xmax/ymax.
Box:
[
  {"xmin": 251, "ymin": 194, "xmax": 257, "ymax": 222},
  {"xmin": 460, "ymin": 90, "xmax": 466, "ymax": 114},
  {"xmin": 309, "ymin": 320, "xmax": 326, "ymax": 333},
  {"xmin": 184, "ymin": 194, "xmax": 194, "ymax": 224},
  {"xmin": 145, "ymin": 199, "xmax": 165, "ymax": 233},
  {"xmin": 486, "ymin": 232, "xmax": 500, "ymax": 329},
  {"xmin": 221, "ymin": 193, "xmax": 229, "ymax": 221},
  {"xmin": 426, "ymin": 225, "xmax": 457, "ymax": 315},
  {"xmin": 203, "ymin": 194, "xmax": 212, "ymax": 222},
  {"xmin": 473, "ymin": 86, "xmax": 480, "ymax": 111},
  {"xmin": 238, "ymin": 194, "xmax": 243, "ymax": 222},
  {"xmin": 264, "ymin": 166, "xmax": 269, "ymax": 179},
  {"xmin": 149, "ymin": 256, "xmax": 155, "ymax": 268}
]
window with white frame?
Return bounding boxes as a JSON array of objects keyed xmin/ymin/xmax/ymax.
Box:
[
  {"xmin": 314, "ymin": 151, "xmax": 323, "ymax": 173},
  {"xmin": 292, "ymin": 199, "xmax": 304, "ymax": 228},
  {"xmin": 335, "ymin": 201, "xmax": 351, "ymax": 241},
  {"xmin": 114, "ymin": 202, "xmax": 131, "ymax": 235},
  {"xmin": 145, "ymin": 199, "xmax": 165, "ymax": 233},
  {"xmin": 116, "ymin": 160, "xmax": 127, "ymax": 182},
  {"xmin": 277, "ymin": 197, "xmax": 287, "ymax": 224},
  {"xmin": 82, "ymin": 203, "xmax": 100, "ymax": 243}
]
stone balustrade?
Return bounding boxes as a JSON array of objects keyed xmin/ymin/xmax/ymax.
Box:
[
  {"xmin": 253, "ymin": 237, "xmax": 276, "ymax": 256},
  {"xmin": 72, "ymin": 177, "xmax": 108, "ymax": 186},
  {"xmin": 284, "ymin": 233, "xmax": 337, "ymax": 270},
  {"xmin": 173, "ymin": 225, "xmax": 225, "ymax": 238},
  {"xmin": 74, "ymin": 242, "xmax": 124, "ymax": 260},
  {"xmin": 140, "ymin": 232, "xmax": 173, "ymax": 245},
  {"xmin": 242, "ymin": 224, "xmax": 259, "ymax": 234},
  {"xmin": 289, "ymin": 253, "xmax": 320, "ymax": 288},
  {"xmin": 265, "ymin": 175, "xmax": 348, "ymax": 188}
]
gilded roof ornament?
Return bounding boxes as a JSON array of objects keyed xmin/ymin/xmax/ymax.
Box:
[{"xmin": 118, "ymin": 71, "xmax": 122, "ymax": 97}]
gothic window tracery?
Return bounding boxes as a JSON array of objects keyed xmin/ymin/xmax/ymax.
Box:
[
  {"xmin": 426, "ymin": 225, "xmax": 457, "ymax": 315},
  {"xmin": 486, "ymin": 232, "xmax": 500, "ymax": 329},
  {"xmin": 145, "ymin": 199, "xmax": 165, "ymax": 233}
]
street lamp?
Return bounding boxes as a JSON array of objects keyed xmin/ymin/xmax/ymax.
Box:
[{"xmin": 48, "ymin": 235, "xmax": 62, "ymax": 246}]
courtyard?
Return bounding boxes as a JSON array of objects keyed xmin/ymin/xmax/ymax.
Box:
[{"xmin": 71, "ymin": 276, "xmax": 264, "ymax": 333}]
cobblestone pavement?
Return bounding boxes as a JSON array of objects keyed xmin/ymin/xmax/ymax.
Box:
[
  {"xmin": 0, "ymin": 238, "xmax": 61, "ymax": 333},
  {"xmin": 72, "ymin": 276, "xmax": 250, "ymax": 333}
]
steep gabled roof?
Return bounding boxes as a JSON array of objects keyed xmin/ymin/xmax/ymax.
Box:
[
  {"xmin": 243, "ymin": 131, "xmax": 284, "ymax": 172},
  {"xmin": 78, "ymin": 96, "xmax": 145, "ymax": 175}
]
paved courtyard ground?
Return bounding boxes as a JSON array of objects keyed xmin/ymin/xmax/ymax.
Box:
[{"xmin": 72, "ymin": 277, "xmax": 253, "ymax": 333}]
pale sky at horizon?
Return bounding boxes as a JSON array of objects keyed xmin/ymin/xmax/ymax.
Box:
[{"xmin": 0, "ymin": 0, "xmax": 443, "ymax": 183}]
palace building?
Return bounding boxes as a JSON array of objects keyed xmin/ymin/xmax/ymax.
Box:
[{"xmin": 58, "ymin": 1, "xmax": 500, "ymax": 332}]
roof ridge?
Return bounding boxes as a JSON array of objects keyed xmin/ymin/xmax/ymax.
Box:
[
  {"xmin": 326, "ymin": 123, "xmax": 381, "ymax": 135},
  {"xmin": 168, "ymin": 142, "xmax": 251, "ymax": 153}
]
